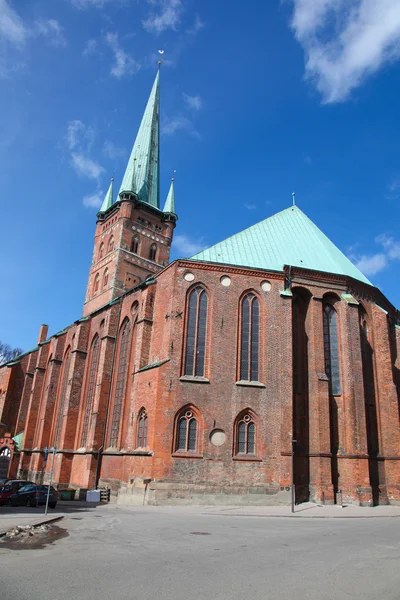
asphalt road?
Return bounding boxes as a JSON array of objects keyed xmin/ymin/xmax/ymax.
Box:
[{"xmin": 1, "ymin": 504, "xmax": 400, "ymax": 600}]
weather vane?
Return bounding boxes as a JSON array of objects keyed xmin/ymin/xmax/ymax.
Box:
[{"xmin": 158, "ymin": 49, "xmax": 164, "ymax": 67}]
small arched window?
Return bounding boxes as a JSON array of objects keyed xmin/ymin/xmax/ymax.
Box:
[
  {"xmin": 239, "ymin": 293, "xmax": 260, "ymax": 381},
  {"xmin": 323, "ymin": 303, "xmax": 341, "ymax": 396},
  {"xmin": 99, "ymin": 242, "xmax": 104, "ymax": 261},
  {"xmin": 93, "ymin": 273, "xmax": 100, "ymax": 294},
  {"xmin": 131, "ymin": 236, "xmax": 139, "ymax": 254},
  {"xmin": 103, "ymin": 268, "xmax": 109, "ymax": 289},
  {"xmin": 149, "ymin": 244, "xmax": 157, "ymax": 261},
  {"xmin": 184, "ymin": 286, "xmax": 208, "ymax": 377},
  {"xmin": 108, "ymin": 236, "xmax": 114, "ymax": 253},
  {"xmin": 81, "ymin": 335, "xmax": 101, "ymax": 447},
  {"xmin": 236, "ymin": 413, "xmax": 255, "ymax": 455},
  {"xmin": 176, "ymin": 409, "xmax": 197, "ymax": 452},
  {"xmin": 137, "ymin": 408, "xmax": 148, "ymax": 448}
]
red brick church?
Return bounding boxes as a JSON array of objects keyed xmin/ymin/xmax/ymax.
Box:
[{"xmin": 1, "ymin": 70, "xmax": 399, "ymax": 506}]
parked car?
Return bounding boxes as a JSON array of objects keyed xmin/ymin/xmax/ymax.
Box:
[
  {"xmin": 0, "ymin": 480, "xmax": 34, "ymax": 505},
  {"xmin": 8, "ymin": 484, "xmax": 59, "ymax": 509}
]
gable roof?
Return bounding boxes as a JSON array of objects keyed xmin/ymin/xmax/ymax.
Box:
[{"xmin": 191, "ymin": 205, "xmax": 371, "ymax": 285}]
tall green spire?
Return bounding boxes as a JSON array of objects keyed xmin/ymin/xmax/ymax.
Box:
[
  {"xmin": 119, "ymin": 70, "xmax": 160, "ymax": 208},
  {"xmin": 98, "ymin": 179, "xmax": 114, "ymax": 213},
  {"xmin": 163, "ymin": 178, "xmax": 176, "ymax": 215}
]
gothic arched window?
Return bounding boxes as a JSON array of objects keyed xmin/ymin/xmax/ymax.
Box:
[
  {"xmin": 149, "ymin": 244, "xmax": 157, "ymax": 262},
  {"xmin": 183, "ymin": 286, "xmax": 208, "ymax": 377},
  {"xmin": 93, "ymin": 273, "xmax": 100, "ymax": 294},
  {"xmin": 239, "ymin": 293, "xmax": 260, "ymax": 381},
  {"xmin": 131, "ymin": 236, "xmax": 139, "ymax": 254},
  {"xmin": 137, "ymin": 408, "xmax": 148, "ymax": 448},
  {"xmin": 108, "ymin": 236, "xmax": 114, "ymax": 253},
  {"xmin": 80, "ymin": 335, "xmax": 101, "ymax": 447},
  {"xmin": 323, "ymin": 303, "xmax": 341, "ymax": 396},
  {"xmin": 99, "ymin": 242, "xmax": 104, "ymax": 261},
  {"xmin": 176, "ymin": 409, "xmax": 197, "ymax": 452},
  {"xmin": 109, "ymin": 319, "xmax": 131, "ymax": 447},
  {"xmin": 103, "ymin": 268, "xmax": 109, "ymax": 289},
  {"xmin": 235, "ymin": 412, "xmax": 256, "ymax": 455},
  {"xmin": 53, "ymin": 347, "xmax": 72, "ymax": 445}
]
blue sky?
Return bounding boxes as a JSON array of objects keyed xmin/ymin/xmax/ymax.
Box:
[{"xmin": 1, "ymin": 0, "xmax": 400, "ymax": 351}]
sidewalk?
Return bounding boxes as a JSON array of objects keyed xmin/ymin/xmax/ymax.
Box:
[
  {"xmin": 0, "ymin": 509, "xmax": 65, "ymax": 536},
  {"xmin": 200, "ymin": 502, "xmax": 400, "ymax": 518}
]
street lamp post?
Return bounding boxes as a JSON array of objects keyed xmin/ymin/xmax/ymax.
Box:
[
  {"xmin": 45, "ymin": 446, "xmax": 57, "ymax": 516},
  {"xmin": 291, "ymin": 439, "xmax": 297, "ymax": 514}
]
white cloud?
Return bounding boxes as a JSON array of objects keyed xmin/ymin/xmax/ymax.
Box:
[
  {"xmin": 83, "ymin": 39, "xmax": 98, "ymax": 56},
  {"xmin": 66, "ymin": 120, "xmax": 94, "ymax": 151},
  {"xmin": 105, "ymin": 32, "xmax": 140, "ymax": 78},
  {"xmin": 290, "ymin": 0, "xmax": 400, "ymax": 103},
  {"xmin": 162, "ymin": 115, "xmax": 200, "ymax": 139},
  {"xmin": 186, "ymin": 15, "xmax": 205, "ymax": 36},
  {"xmin": 173, "ymin": 234, "xmax": 207, "ymax": 257},
  {"xmin": 103, "ymin": 140, "xmax": 126, "ymax": 159},
  {"xmin": 143, "ymin": 0, "xmax": 183, "ymax": 34},
  {"xmin": 244, "ymin": 203, "xmax": 256, "ymax": 210},
  {"xmin": 182, "ymin": 93, "xmax": 203, "ymax": 111},
  {"xmin": 34, "ymin": 19, "xmax": 67, "ymax": 47},
  {"xmin": 71, "ymin": 153, "xmax": 105, "ymax": 179},
  {"xmin": 0, "ymin": 0, "xmax": 27, "ymax": 46},
  {"xmin": 83, "ymin": 188, "xmax": 104, "ymax": 209},
  {"xmin": 353, "ymin": 232, "xmax": 400, "ymax": 276},
  {"xmin": 385, "ymin": 176, "xmax": 400, "ymax": 200},
  {"xmin": 70, "ymin": 0, "xmax": 121, "ymax": 8}
]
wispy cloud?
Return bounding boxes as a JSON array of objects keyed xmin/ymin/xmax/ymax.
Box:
[
  {"xmin": 186, "ymin": 14, "xmax": 205, "ymax": 36},
  {"xmin": 34, "ymin": 19, "xmax": 67, "ymax": 47},
  {"xmin": 143, "ymin": 0, "xmax": 183, "ymax": 34},
  {"xmin": 353, "ymin": 233, "xmax": 400, "ymax": 276},
  {"xmin": 173, "ymin": 234, "xmax": 207, "ymax": 257},
  {"xmin": 290, "ymin": 0, "xmax": 400, "ymax": 103},
  {"xmin": 385, "ymin": 176, "xmax": 400, "ymax": 200},
  {"xmin": 162, "ymin": 115, "xmax": 200, "ymax": 139},
  {"xmin": 244, "ymin": 203, "xmax": 256, "ymax": 210},
  {"xmin": 70, "ymin": 0, "xmax": 123, "ymax": 8},
  {"xmin": 83, "ymin": 39, "xmax": 98, "ymax": 57},
  {"xmin": 83, "ymin": 188, "xmax": 104, "ymax": 209},
  {"xmin": 65, "ymin": 120, "xmax": 104, "ymax": 180},
  {"xmin": 182, "ymin": 93, "xmax": 203, "ymax": 111},
  {"xmin": 0, "ymin": 0, "xmax": 27, "ymax": 46},
  {"xmin": 103, "ymin": 140, "xmax": 126, "ymax": 159},
  {"xmin": 105, "ymin": 32, "xmax": 140, "ymax": 78}
]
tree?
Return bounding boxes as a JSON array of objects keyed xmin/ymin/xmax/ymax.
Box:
[{"xmin": 0, "ymin": 341, "xmax": 23, "ymax": 366}]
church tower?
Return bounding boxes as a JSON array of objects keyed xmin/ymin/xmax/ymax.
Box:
[{"xmin": 83, "ymin": 69, "xmax": 178, "ymax": 316}]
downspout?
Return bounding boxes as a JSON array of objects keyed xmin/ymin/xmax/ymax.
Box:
[{"xmin": 94, "ymin": 297, "xmax": 123, "ymax": 489}]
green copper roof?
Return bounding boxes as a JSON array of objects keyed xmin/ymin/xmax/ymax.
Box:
[
  {"xmin": 119, "ymin": 70, "xmax": 160, "ymax": 208},
  {"xmin": 191, "ymin": 205, "xmax": 371, "ymax": 285},
  {"xmin": 163, "ymin": 178, "xmax": 176, "ymax": 215},
  {"xmin": 98, "ymin": 179, "xmax": 114, "ymax": 213}
]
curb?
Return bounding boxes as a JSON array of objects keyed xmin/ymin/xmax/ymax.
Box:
[
  {"xmin": 0, "ymin": 515, "xmax": 65, "ymax": 538},
  {"xmin": 208, "ymin": 512, "xmax": 400, "ymax": 519}
]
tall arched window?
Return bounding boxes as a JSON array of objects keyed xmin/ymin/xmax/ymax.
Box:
[
  {"xmin": 239, "ymin": 293, "xmax": 260, "ymax": 381},
  {"xmin": 323, "ymin": 303, "xmax": 341, "ymax": 395},
  {"xmin": 137, "ymin": 408, "xmax": 148, "ymax": 448},
  {"xmin": 109, "ymin": 319, "xmax": 131, "ymax": 447},
  {"xmin": 149, "ymin": 244, "xmax": 157, "ymax": 261},
  {"xmin": 80, "ymin": 336, "xmax": 101, "ymax": 447},
  {"xmin": 103, "ymin": 268, "xmax": 109, "ymax": 288},
  {"xmin": 235, "ymin": 412, "xmax": 256, "ymax": 455},
  {"xmin": 176, "ymin": 409, "xmax": 197, "ymax": 452},
  {"xmin": 93, "ymin": 273, "xmax": 100, "ymax": 294},
  {"xmin": 108, "ymin": 236, "xmax": 114, "ymax": 253},
  {"xmin": 184, "ymin": 286, "xmax": 208, "ymax": 377},
  {"xmin": 99, "ymin": 242, "xmax": 104, "ymax": 261},
  {"xmin": 53, "ymin": 348, "xmax": 71, "ymax": 446},
  {"xmin": 131, "ymin": 236, "xmax": 139, "ymax": 254}
]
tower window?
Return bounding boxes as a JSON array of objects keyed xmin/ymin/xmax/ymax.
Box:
[
  {"xmin": 99, "ymin": 242, "xmax": 104, "ymax": 260},
  {"xmin": 183, "ymin": 286, "xmax": 208, "ymax": 378},
  {"xmin": 323, "ymin": 303, "xmax": 341, "ymax": 395},
  {"xmin": 103, "ymin": 268, "xmax": 109, "ymax": 289},
  {"xmin": 176, "ymin": 409, "xmax": 197, "ymax": 452},
  {"xmin": 108, "ymin": 236, "xmax": 114, "ymax": 253},
  {"xmin": 235, "ymin": 413, "xmax": 256, "ymax": 455},
  {"xmin": 239, "ymin": 293, "xmax": 260, "ymax": 381},
  {"xmin": 93, "ymin": 273, "xmax": 100, "ymax": 294},
  {"xmin": 137, "ymin": 408, "xmax": 148, "ymax": 448},
  {"xmin": 149, "ymin": 244, "xmax": 157, "ymax": 262},
  {"xmin": 131, "ymin": 236, "xmax": 139, "ymax": 254}
]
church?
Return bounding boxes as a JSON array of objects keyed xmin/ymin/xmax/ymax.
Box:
[{"xmin": 0, "ymin": 69, "xmax": 399, "ymax": 506}]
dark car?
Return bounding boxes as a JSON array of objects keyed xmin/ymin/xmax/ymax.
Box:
[
  {"xmin": 8, "ymin": 484, "xmax": 59, "ymax": 508},
  {"xmin": 0, "ymin": 480, "xmax": 34, "ymax": 505}
]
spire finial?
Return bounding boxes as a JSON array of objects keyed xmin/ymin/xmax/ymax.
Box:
[
  {"xmin": 158, "ymin": 49, "xmax": 164, "ymax": 68},
  {"xmin": 292, "ymin": 191, "xmax": 296, "ymax": 206}
]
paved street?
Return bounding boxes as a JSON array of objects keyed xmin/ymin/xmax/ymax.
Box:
[{"xmin": 1, "ymin": 503, "xmax": 400, "ymax": 600}]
